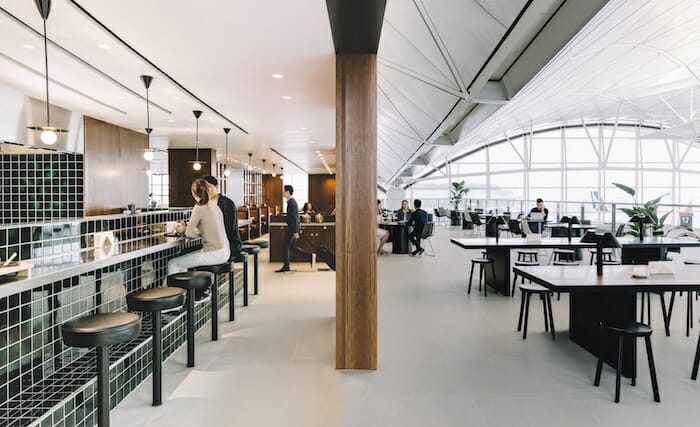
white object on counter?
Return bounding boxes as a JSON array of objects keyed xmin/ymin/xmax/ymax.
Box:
[
  {"xmin": 648, "ymin": 261, "xmax": 675, "ymax": 275},
  {"xmin": 93, "ymin": 231, "xmax": 114, "ymax": 248}
]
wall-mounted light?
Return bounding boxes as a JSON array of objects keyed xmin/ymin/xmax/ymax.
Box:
[{"xmin": 27, "ymin": 0, "xmax": 68, "ymax": 145}]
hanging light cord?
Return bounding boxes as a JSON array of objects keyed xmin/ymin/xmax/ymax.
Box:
[
  {"xmin": 42, "ymin": 17, "xmax": 50, "ymax": 127},
  {"xmin": 195, "ymin": 117, "xmax": 199, "ymax": 162}
]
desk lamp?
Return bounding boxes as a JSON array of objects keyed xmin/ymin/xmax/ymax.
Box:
[
  {"xmin": 629, "ymin": 214, "xmax": 654, "ymax": 242},
  {"xmin": 568, "ymin": 216, "xmax": 580, "ymax": 243},
  {"xmin": 581, "ymin": 231, "xmax": 621, "ymax": 276}
]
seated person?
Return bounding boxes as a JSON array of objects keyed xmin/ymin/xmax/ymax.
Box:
[
  {"xmin": 529, "ymin": 198, "xmax": 549, "ymax": 221},
  {"xmin": 408, "ymin": 199, "xmax": 428, "ymax": 256},
  {"xmin": 395, "ymin": 199, "xmax": 412, "ymax": 222},
  {"xmin": 377, "ymin": 199, "xmax": 390, "ymax": 253}
]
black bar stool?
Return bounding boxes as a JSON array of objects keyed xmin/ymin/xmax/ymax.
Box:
[
  {"xmin": 195, "ymin": 260, "xmax": 237, "ymax": 326},
  {"xmin": 589, "ymin": 249, "xmax": 614, "ymax": 265},
  {"xmin": 550, "ymin": 248, "xmax": 575, "ymax": 264},
  {"xmin": 594, "ymin": 320, "xmax": 660, "ymax": 403},
  {"xmin": 517, "ymin": 250, "xmax": 538, "ymax": 262},
  {"xmin": 231, "ymin": 252, "xmax": 249, "ymax": 306},
  {"xmin": 468, "ymin": 257, "xmax": 495, "ymax": 297},
  {"xmin": 517, "ymin": 283, "xmax": 555, "ymax": 340},
  {"xmin": 511, "ymin": 261, "xmax": 539, "ymax": 297},
  {"xmin": 62, "ymin": 312, "xmax": 141, "ymax": 427},
  {"xmin": 692, "ymin": 317, "xmax": 700, "ymax": 380},
  {"xmin": 242, "ymin": 244, "xmax": 261, "ymax": 295},
  {"xmin": 244, "ymin": 239, "xmax": 269, "ymax": 249},
  {"xmin": 126, "ymin": 287, "xmax": 185, "ymax": 406},
  {"xmin": 167, "ymin": 271, "xmax": 213, "ymax": 367}
]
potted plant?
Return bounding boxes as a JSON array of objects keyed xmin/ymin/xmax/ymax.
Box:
[
  {"xmin": 449, "ymin": 180, "xmax": 469, "ymax": 226},
  {"xmin": 612, "ymin": 183, "xmax": 671, "ymax": 237}
]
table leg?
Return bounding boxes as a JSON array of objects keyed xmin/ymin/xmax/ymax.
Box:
[{"xmin": 484, "ymin": 247, "xmax": 511, "ymax": 296}]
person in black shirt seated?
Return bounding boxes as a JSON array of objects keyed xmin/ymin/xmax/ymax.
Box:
[
  {"xmin": 408, "ymin": 199, "xmax": 428, "ymax": 256},
  {"xmin": 529, "ymin": 198, "xmax": 549, "ymax": 221},
  {"xmin": 203, "ymin": 176, "xmax": 242, "ymax": 258},
  {"xmin": 396, "ymin": 199, "xmax": 412, "ymax": 222}
]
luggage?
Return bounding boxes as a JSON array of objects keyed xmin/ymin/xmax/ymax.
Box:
[{"xmin": 301, "ymin": 234, "xmax": 336, "ymax": 271}]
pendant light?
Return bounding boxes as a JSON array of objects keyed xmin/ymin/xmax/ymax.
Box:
[
  {"xmin": 27, "ymin": 0, "xmax": 68, "ymax": 145},
  {"xmin": 279, "ymin": 166, "xmax": 284, "ymax": 180},
  {"xmin": 192, "ymin": 110, "xmax": 203, "ymax": 171},
  {"xmin": 141, "ymin": 75, "xmax": 155, "ymax": 162},
  {"xmin": 247, "ymin": 153, "xmax": 253, "ymax": 171},
  {"xmin": 272, "ymin": 163, "xmax": 277, "ymax": 178},
  {"xmin": 223, "ymin": 128, "xmax": 231, "ymax": 177},
  {"xmin": 262, "ymin": 159, "xmax": 267, "ymax": 174}
]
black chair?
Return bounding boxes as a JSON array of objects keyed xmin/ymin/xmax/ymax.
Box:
[
  {"xmin": 468, "ymin": 258, "xmax": 495, "ymax": 297},
  {"xmin": 511, "ymin": 261, "xmax": 539, "ymax": 297},
  {"xmin": 508, "ymin": 219, "xmax": 525, "ymax": 238},
  {"xmin": 242, "ymin": 244, "xmax": 261, "ymax": 295},
  {"xmin": 419, "ymin": 222, "xmax": 436, "ymax": 257},
  {"xmin": 517, "ymin": 283, "xmax": 555, "ymax": 340},
  {"xmin": 244, "ymin": 239, "xmax": 270, "ymax": 249},
  {"xmin": 589, "ymin": 249, "xmax": 615, "ymax": 265},
  {"xmin": 127, "ymin": 287, "xmax": 185, "ymax": 406},
  {"xmin": 62, "ymin": 312, "xmax": 141, "ymax": 426},
  {"xmin": 167, "ymin": 271, "xmax": 214, "ymax": 367},
  {"xmin": 195, "ymin": 260, "xmax": 237, "ymax": 327},
  {"xmin": 517, "ymin": 250, "xmax": 538, "ymax": 262},
  {"xmin": 594, "ymin": 320, "xmax": 660, "ymax": 403},
  {"xmin": 550, "ymin": 249, "xmax": 575, "ymax": 264},
  {"xmin": 469, "ymin": 212, "xmax": 483, "ymax": 236}
]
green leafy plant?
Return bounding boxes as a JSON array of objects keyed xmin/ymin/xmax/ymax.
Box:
[
  {"xmin": 612, "ymin": 182, "xmax": 671, "ymax": 237},
  {"xmin": 450, "ymin": 180, "xmax": 469, "ymax": 211}
]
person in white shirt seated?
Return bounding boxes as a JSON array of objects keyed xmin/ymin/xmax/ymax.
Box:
[{"xmin": 377, "ymin": 199, "xmax": 390, "ymax": 254}]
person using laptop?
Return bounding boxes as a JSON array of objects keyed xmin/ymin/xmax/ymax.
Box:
[{"xmin": 529, "ymin": 198, "xmax": 549, "ymax": 222}]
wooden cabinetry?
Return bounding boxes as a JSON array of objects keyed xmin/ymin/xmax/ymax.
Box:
[{"xmin": 269, "ymin": 223, "xmax": 336, "ymax": 262}]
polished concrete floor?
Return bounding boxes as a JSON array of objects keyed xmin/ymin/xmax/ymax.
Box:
[{"xmin": 112, "ymin": 227, "xmax": 700, "ymax": 426}]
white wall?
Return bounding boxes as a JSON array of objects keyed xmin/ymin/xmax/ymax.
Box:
[{"xmin": 225, "ymin": 167, "xmax": 244, "ymax": 206}]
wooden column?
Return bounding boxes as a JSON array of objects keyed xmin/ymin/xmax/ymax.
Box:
[{"xmin": 336, "ymin": 54, "xmax": 377, "ymax": 370}]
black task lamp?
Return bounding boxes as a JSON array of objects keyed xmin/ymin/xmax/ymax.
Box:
[
  {"xmin": 488, "ymin": 215, "xmax": 507, "ymax": 243},
  {"xmin": 629, "ymin": 214, "xmax": 654, "ymax": 242},
  {"xmin": 581, "ymin": 231, "xmax": 622, "ymax": 276},
  {"xmin": 567, "ymin": 216, "xmax": 580, "ymax": 243}
]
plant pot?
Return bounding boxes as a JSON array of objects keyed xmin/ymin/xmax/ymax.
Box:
[{"xmin": 450, "ymin": 210, "xmax": 462, "ymax": 226}]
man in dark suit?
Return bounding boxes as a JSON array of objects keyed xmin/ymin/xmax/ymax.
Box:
[
  {"xmin": 408, "ymin": 199, "xmax": 428, "ymax": 256},
  {"xmin": 276, "ymin": 185, "xmax": 312, "ymax": 272},
  {"xmin": 203, "ymin": 176, "xmax": 242, "ymax": 259}
]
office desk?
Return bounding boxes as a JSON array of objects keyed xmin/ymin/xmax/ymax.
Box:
[
  {"xmin": 513, "ymin": 264, "xmax": 700, "ymax": 378},
  {"xmin": 450, "ymin": 238, "xmax": 597, "ymax": 295}
]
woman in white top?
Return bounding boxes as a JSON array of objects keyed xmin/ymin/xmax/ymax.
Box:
[{"xmin": 167, "ymin": 178, "xmax": 230, "ymax": 274}]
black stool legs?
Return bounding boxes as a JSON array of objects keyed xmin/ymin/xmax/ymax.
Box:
[
  {"xmin": 185, "ymin": 288, "xmax": 195, "ymax": 367},
  {"xmin": 692, "ymin": 327, "xmax": 700, "ymax": 380},
  {"xmin": 211, "ymin": 279, "xmax": 218, "ymax": 341},
  {"xmin": 96, "ymin": 346, "xmax": 110, "ymax": 427},
  {"xmin": 229, "ymin": 269, "xmax": 235, "ymax": 321},
  {"xmin": 253, "ymin": 251, "xmax": 259, "ymax": 295},
  {"xmin": 152, "ymin": 311, "xmax": 163, "ymax": 405}
]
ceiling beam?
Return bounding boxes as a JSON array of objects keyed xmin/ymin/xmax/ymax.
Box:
[{"xmin": 326, "ymin": 0, "xmax": 387, "ymax": 54}]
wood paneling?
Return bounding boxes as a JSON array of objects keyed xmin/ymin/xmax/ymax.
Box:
[
  {"xmin": 308, "ymin": 175, "xmax": 336, "ymax": 214},
  {"xmin": 168, "ymin": 149, "xmax": 215, "ymax": 207},
  {"xmin": 336, "ymin": 54, "xmax": 377, "ymax": 370},
  {"xmin": 262, "ymin": 175, "xmax": 283, "ymax": 213},
  {"xmin": 83, "ymin": 116, "xmax": 148, "ymax": 216}
]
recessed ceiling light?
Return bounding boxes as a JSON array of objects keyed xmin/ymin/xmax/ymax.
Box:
[
  {"xmin": 117, "ymin": 96, "xmax": 125, "ymax": 100},
  {"xmin": 172, "ymin": 96, "xmax": 180, "ymax": 100},
  {"xmin": 272, "ymin": 74, "xmax": 284, "ymax": 79},
  {"xmin": 315, "ymin": 150, "xmax": 320, "ymax": 154},
  {"xmin": 98, "ymin": 43, "xmax": 111, "ymax": 50},
  {"xmin": 167, "ymin": 119, "xmax": 174, "ymax": 123},
  {"xmin": 282, "ymin": 96, "xmax": 292, "ymax": 100},
  {"xmin": 23, "ymin": 44, "xmax": 35, "ymax": 49},
  {"xmin": 300, "ymin": 127, "xmax": 307, "ymax": 131},
  {"xmin": 309, "ymin": 141, "xmax": 316, "ymax": 144}
]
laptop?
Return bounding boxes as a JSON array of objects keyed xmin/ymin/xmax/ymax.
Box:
[{"xmin": 529, "ymin": 212, "xmax": 545, "ymax": 221}]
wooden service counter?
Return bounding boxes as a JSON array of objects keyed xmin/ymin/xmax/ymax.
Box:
[{"xmin": 269, "ymin": 217, "xmax": 336, "ymax": 262}]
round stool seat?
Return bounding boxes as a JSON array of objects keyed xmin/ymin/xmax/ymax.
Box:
[
  {"xmin": 553, "ymin": 249, "xmax": 575, "ymax": 254},
  {"xmin": 553, "ymin": 261, "xmax": 579, "ymax": 266},
  {"xmin": 167, "ymin": 271, "xmax": 213, "ymax": 290},
  {"xmin": 684, "ymin": 260, "xmax": 700, "ymax": 265},
  {"xmin": 230, "ymin": 252, "xmax": 248, "ymax": 263},
  {"xmin": 471, "ymin": 258, "xmax": 494, "ymax": 264},
  {"xmin": 519, "ymin": 283, "xmax": 550, "ymax": 293},
  {"xmin": 514, "ymin": 261, "xmax": 539, "ymax": 266},
  {"xmin": 195, "ymin": 262, "xmax": 235, "ymax": 275},
  {"xmin": 517, "ymin": 250, "xmax": 538, "ymax": 255},
  {"xmin": 602, "ymin": 260, "xmax": 622, "ymax": 265},
  {"xmin": 603, "ymin": 320, "xmax": 652, "ymax": 337},
  {"xmin": 62, "ymin": 312, "xmax": 141, "ymax": 348},
  {"xmin": 127, "ymin": 287, "xmax": 185, "ymax": 312},
  {"xmin": 241, "ymin": 245, "xmax": 261, "ymax": 255},
  {"xmin": 244, "ymin": 239, "xmax": 269, "ymax": 248}
]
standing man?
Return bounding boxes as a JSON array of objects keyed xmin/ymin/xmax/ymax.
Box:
[
  {"xmin": 277, "ymin": 185, "xmax": 312, "ymax": 272},
  {"xmin": 203, "ymin": 176, "xmax": 242, "ymax": 259},
  {"xmin": 408, "ymin": 199, "xmax": 428, "ymax": 256}
]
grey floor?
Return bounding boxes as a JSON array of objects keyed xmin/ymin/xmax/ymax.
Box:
[{"xmin": 112, "ymin": 227, "xmax": 700, "ymax": 426}]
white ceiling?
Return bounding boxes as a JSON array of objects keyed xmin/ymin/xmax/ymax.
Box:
[
  {"xmin": 0, "ymin": 0, "xmax": 336, "ymax": 174},
  {"xmin": 443, "ymin": 0, "xmax": 700, "ymax": 168}
]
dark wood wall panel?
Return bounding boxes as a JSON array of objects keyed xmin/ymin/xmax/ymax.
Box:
[
  {"xmin": 168, "ymin": 149, "xmax": 215, "ymax": 207},
  {"xmin": 84, "ymin": 116, "xmax": 148, "ymax": 216},
  {"xmin": 336, "ymin": 54, "xmax": 377, "ymax": 370},
  {"xmin": 308, "ymin": 175, "xmax": 336, "ymax": 213},
  {"xmin": 262, "ymin": 175, "xmax": 283, "ymax": 213}
]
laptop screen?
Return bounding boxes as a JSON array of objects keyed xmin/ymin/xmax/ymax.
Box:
[{"xmin": 530, "ymin": 212, "xmax": 545, "ymax": 221}]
